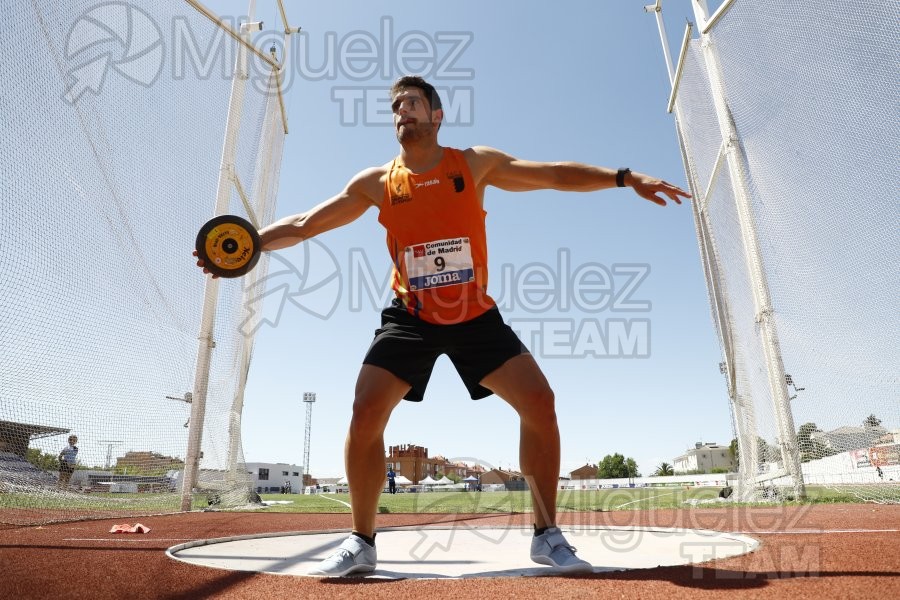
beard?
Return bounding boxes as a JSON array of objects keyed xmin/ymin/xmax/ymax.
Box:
[{"xmin": 396, "ymin": 119, "xmax": 436, "ymax": 144}]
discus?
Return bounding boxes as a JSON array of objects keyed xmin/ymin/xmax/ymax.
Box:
[{"xmin": 195, "ymin": 215, "xmax": 261, "ymax": 278}]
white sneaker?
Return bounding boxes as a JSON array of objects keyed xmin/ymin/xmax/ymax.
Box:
[
  {"xmin": 530, "ymin": 527, "xmax": 593, "ymax": 574},
  {"xmin": 308, "ymin": 535, "xmax": 377, "ymax": 577}
]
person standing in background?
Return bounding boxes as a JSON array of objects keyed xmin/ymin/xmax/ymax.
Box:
[{"xmin": 57, "ymin": 434, "xmax": 79, "ymax": 489}]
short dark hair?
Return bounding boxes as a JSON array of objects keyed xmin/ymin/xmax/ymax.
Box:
[{"xmin": 390, "ymin": 76, "xmax": 443, "ymax": 112}]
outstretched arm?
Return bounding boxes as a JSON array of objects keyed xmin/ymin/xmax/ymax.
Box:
[
  {"xmin": 468, "ymin": 146, "xmax": 690, "ymax": 206},
  {"xmin": 259, "ymin": 167, "xmax": 381, "ymax": 250},
  {"xmin": 194, "ymin": 168, "xmax": 381, "ymax": 275}
]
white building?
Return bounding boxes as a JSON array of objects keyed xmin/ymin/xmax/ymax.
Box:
[
  {"xmin": 811, "ymin": 426, "xmax": 888, "ymax": 453},
  {"xmin": 885, "ymin": 429, "xmax": 900, "ymax": 445},
  {"xmin": 245, "ymin": 462, "xmax": 304, "ymax": 494},
  {"xmin": 673, "ymin": 442, "xmax": 734, "ymax": 474}
]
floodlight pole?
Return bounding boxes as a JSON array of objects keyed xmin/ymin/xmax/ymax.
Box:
[
  {"xmin": 181, "ymin": 1, "xmax": 261, "ymax": 512},
  {"xmin": 687, "ymin": 0, "xmax": 805, "ymax": 499},
  {"xmin": 302, "ymin": 393, "xmax": 316, "ymax": 484},
  {"xmin": 98, "ymin": 440, "xmax": 124, "ymax": 470}
]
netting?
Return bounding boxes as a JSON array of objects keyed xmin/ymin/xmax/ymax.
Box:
[
  {"xmin": 670, "ymin": 1, "xmax": 899, "ymax": 502},
  {"xmin": 0, "ymin": 1, "xmax": 288, "ymax": 524}
]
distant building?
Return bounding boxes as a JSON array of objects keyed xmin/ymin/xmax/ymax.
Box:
[
  {"xmin": 876, "ymin": 429, "xmax": 900, "ymax": 445},
  {"xmin": 387, "ymin": 444, "xmax": 445, "ymax": 484},
  {"xmin": 245, "ymin": 462, "xmax": 305, "ymax": 494},
  {"xmin": 115, "ymin": 451, "xmax": 183, "ymax": 474},
  {"xmin": 570, "ymin": 464, "xmax": 598, "ymax": 480},
  {"xmin": 466, "ymin": 463, "xmax": 487, "ymax": 479},
  {"xmin": 673, "ymin": 442, "xmax": 734, "ymax": 474},
  {"xmin": 386, "ymin": 445, "xmax": 487, "ymax": 484},
  {"xmin": 431, "ymin": 455, "xmax": 470, "ymax": 479},
  {"xmin": 811, "ymin": 426, "xmax": 888, "ymax": 453},
  {"xmin": 480, "ymin": 468, "xmax": 528, "ymax": 490},
  {"xmin": 316, "ymin": 477, "xmax": 343, "ymax": 492}
]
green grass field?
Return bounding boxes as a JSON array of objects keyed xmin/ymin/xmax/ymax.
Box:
[
  {"xmin": 0, "ymin": 485, "xmax": 877, "ymax": 518},
  {"xmin": 252, "ymin": 485, "xmax": 868, "ymax": 515},
  {"xmin": 0, "ymin": 491, "xmax": 210, "ymax": 512}
]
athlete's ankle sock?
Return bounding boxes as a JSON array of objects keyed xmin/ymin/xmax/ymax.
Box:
[
  {"xmin": 351, "ymin": 531, "xmax": 376, "ymax": 547},
  {"xmin": 533, "ymin": 525, "xmax": 550, "ymax": 537}
]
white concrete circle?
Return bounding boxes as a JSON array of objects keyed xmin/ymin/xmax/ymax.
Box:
[{"xmin": 167, "ymin": 525, "xmax": 759, "ymax": 579}]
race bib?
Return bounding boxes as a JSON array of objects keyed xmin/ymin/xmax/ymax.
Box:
[{"xmin": 405, "ymin": 237, "xmax": 474, "ymax": 291}]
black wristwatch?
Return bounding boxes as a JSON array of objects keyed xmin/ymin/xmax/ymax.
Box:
[{"xmin": 616, "ymin": 168, "xmax": 631, "ymax": 188}]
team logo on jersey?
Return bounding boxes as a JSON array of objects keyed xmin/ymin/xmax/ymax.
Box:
[
  {"xmin": 390, "ymin": 180, "xmax": 412, "ymax": 205},
  {"xmin": 447, "ymin": 171, "xmax": 465, "ymax": 193}
]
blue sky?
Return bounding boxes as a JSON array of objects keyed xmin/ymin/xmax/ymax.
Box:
[{"xmin": 221, "ymin": 0, "xmax": 734, "ymax": 478}]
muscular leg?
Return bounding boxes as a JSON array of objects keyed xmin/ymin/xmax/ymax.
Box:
[
  {"xmin": 480, "ymin": 354, "xmax": 559, "ymax": 529},
  {"xmin": 346, "ymin": 364, "xmax": 409, "ymax": 537}
]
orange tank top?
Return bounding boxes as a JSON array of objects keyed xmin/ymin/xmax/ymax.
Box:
[{"xmin": 379, "ymin": 147, "xmax": 495, "ymax": 324}]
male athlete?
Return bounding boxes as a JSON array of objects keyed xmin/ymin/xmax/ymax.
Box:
[{"xmin": 197, "ymin": 76, "xmax": 689, "ymax": 576}]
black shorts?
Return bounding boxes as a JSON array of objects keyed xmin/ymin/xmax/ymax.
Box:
[{"xmin": 363, "ymin": 300, "xmax": 527, "ymax": 402}]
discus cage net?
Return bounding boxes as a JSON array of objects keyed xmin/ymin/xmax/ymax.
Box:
[
  {"xmin": 649, "ymin": 0, "xmax": 898, "ymax": 503},
  {"xmin": 0, "ymin": 0, "xmax": 294, "ymax": 525},
  {"xmin": 2, "ymin": 0, "xmax": 898, "ymax": 528}
]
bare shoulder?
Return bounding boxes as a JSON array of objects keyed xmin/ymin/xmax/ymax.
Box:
[
  {"xmin": 463, "ymin": 145, "xmax": 509, "ymax": 164},
  {"xmin": 351, "ymin": 163, "xmax": 390, "ymax": 185},
  {"xmin": 345, "ymin": 163, "xmax": 391, "ymax": 206},
  {"xmin": 462, "ymin": 146, "xmax": 512, "ymax": 185}
]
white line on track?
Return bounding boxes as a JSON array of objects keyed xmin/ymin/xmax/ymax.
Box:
[
  {"xmin": 319, "ymin": 494, "xmax": 351, "ymax": 508},
  {"xmin": 63, "ymin": 538, "xmax": 194, "ymax": 542},
  {"xmin": 613, "ymin": 491, "xmax": 679, "ymax": 509},
  {"xmin": 734, "ymin": 529, "xmax": 900, "ymax": 535}
]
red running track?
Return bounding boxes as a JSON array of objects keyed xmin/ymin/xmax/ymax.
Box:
[{"xmin": 0, "ymin": 504, "xmax": 898, "ymax": 599}]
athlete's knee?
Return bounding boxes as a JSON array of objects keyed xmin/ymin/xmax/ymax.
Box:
[
  {"xmin": 349, "ymin": 392, "xmax": 395, "ymax": 434},
  {"xmin": 517, "ymin": 385, "xmax": 556, "ymax": 423}
]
